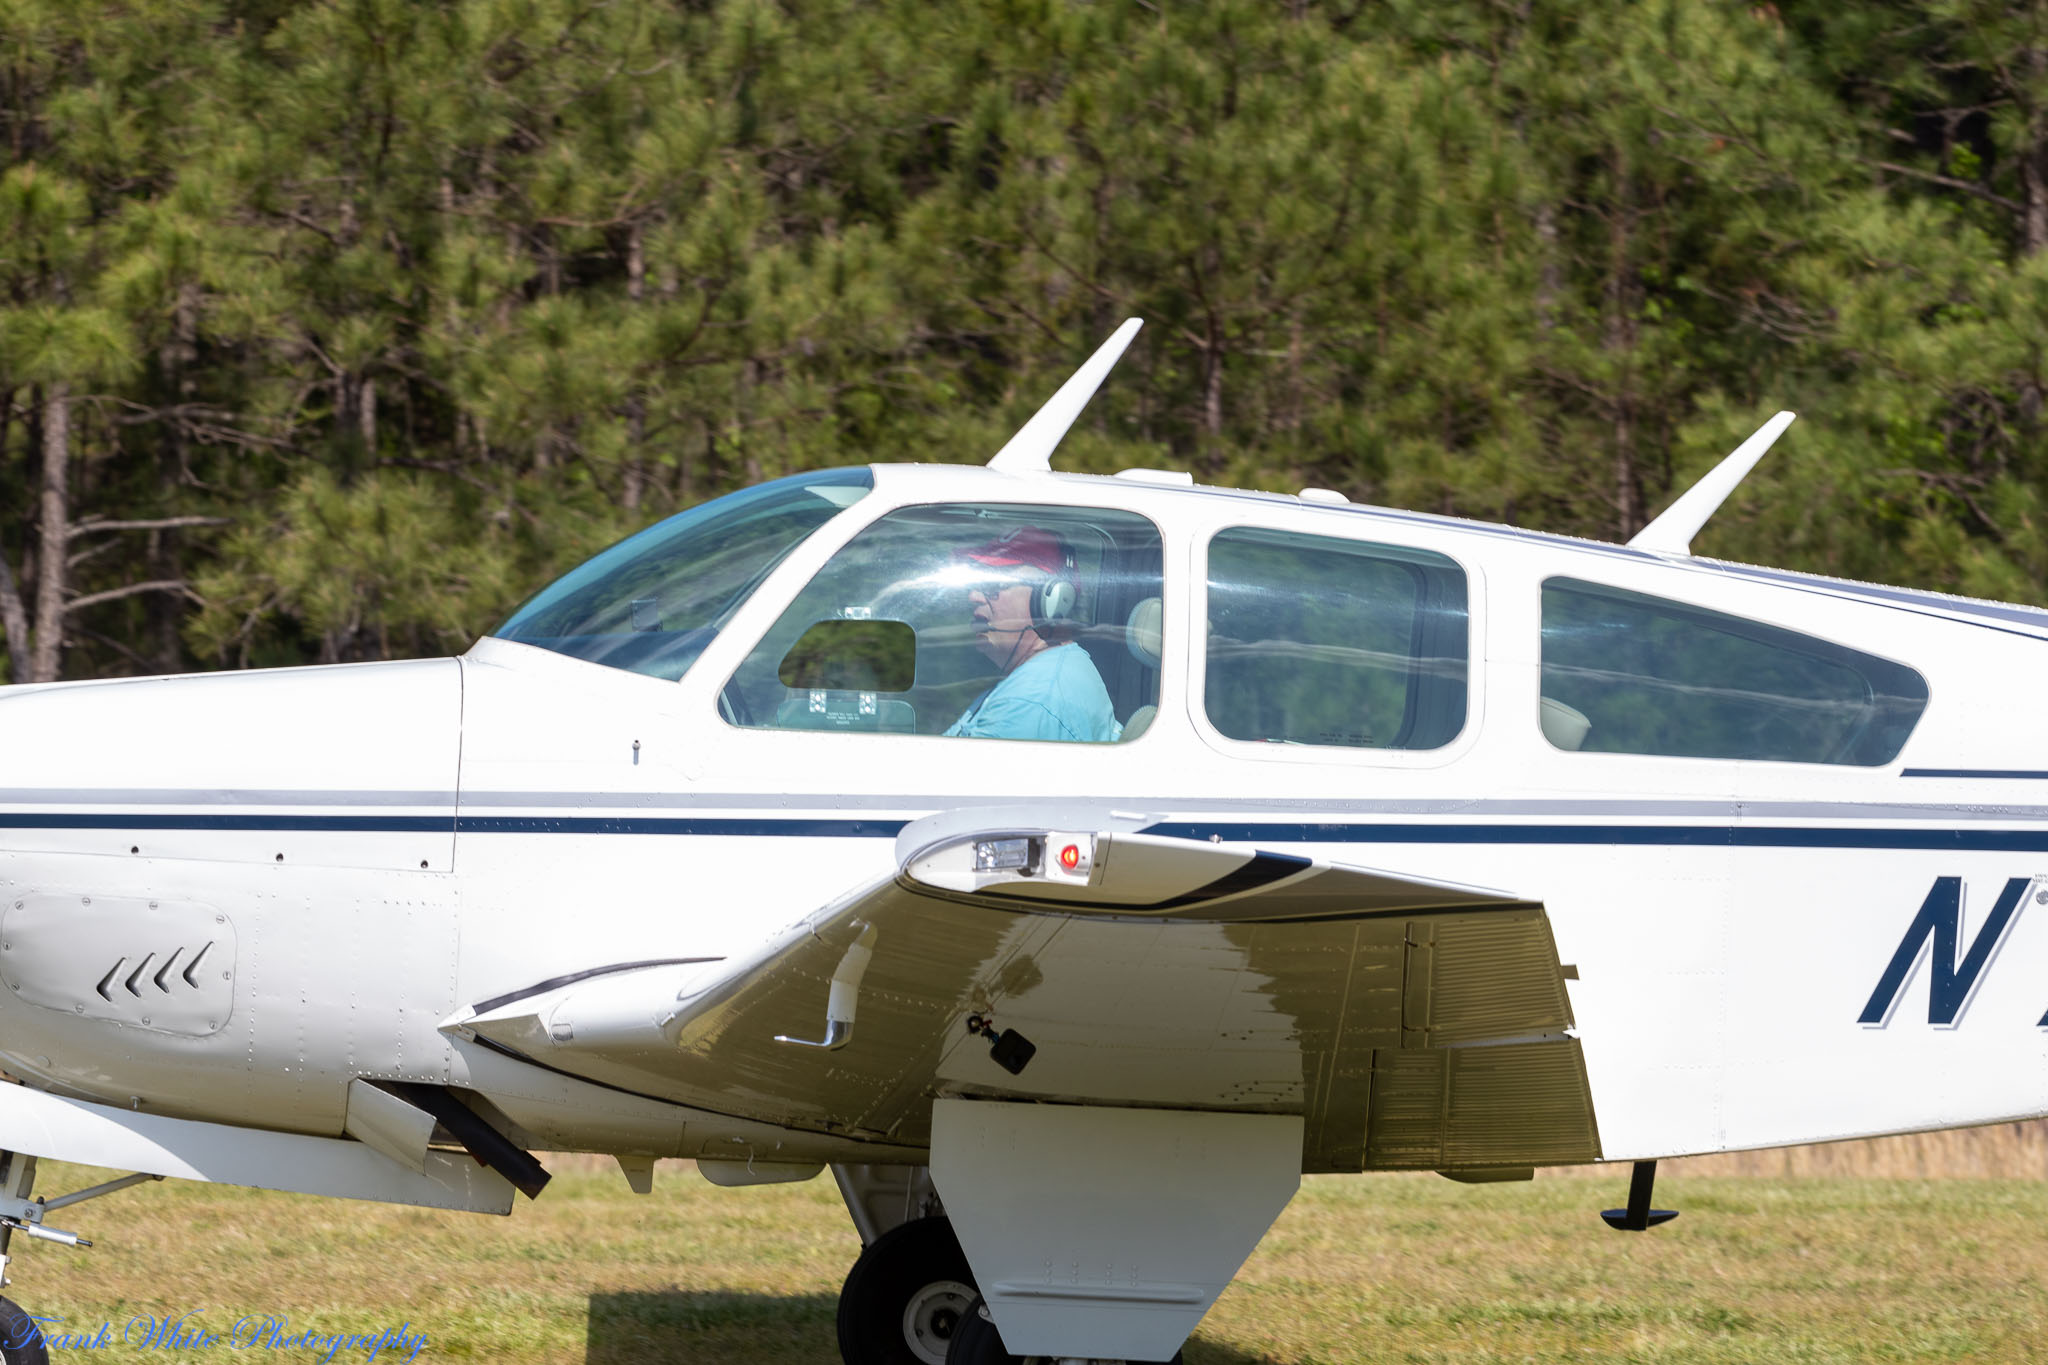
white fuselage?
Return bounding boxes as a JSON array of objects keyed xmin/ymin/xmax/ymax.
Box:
[{"xmin": 2, "ymin": 462, "xmax": 2045, "ymax": 1169}]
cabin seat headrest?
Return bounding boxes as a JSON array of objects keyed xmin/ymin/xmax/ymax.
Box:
[{"xmin": 1126, "ymin": 597, "xmax": 1163, "ymax": 669}]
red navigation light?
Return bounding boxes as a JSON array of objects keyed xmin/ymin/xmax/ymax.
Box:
[{"xmin": 1059, "ymin": 843, "xmax": 1081, "ymax": 871}]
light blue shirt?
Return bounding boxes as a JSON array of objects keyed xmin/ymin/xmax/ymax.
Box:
[{"xmin": 944, "ymin": 643, "xmax": 1122, "ymax": 743}]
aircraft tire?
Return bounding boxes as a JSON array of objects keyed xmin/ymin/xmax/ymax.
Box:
[
  {"xmin": 836, "ymin": 1215, "xmax": 977, "ymax": 1365},
  {"xmin": 944, "ymin": 1295, "xmax": 1184, "ymax": 1365},
  {"xmin": 0, "ymin": 1296, "xmax": 48, "ymax": 1365}
]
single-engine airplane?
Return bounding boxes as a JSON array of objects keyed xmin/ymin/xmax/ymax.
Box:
[{"xmin": 1, "ymin": 319, "xmax": 2045, "ymax": 1365}]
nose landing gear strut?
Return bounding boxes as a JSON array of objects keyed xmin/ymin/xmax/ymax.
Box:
[{"xmin": 0, "ymin": 1150, "xmax": 164, "ymax": 1365}]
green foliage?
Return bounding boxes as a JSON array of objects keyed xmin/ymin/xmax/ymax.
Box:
[
  {"xmin": 4, "ymin": 0, "xmax": 2048, "ymax": 683},
  {"xmin": 188, "ymin": 466, "xmax": 520, "ymax": 666}
]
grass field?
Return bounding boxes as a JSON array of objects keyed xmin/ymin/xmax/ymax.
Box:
[{"xmin": 11, "ymin": 1142, "xmax": 2048, "ymax": 1364}]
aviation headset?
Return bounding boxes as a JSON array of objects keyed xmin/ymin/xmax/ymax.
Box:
[
  {"xmin": 1031, "ymin": 562, "xmax": 1078, "ymax": 630},
  {"xmin": 980, "ymin": 528, "xmax": 1079, "ymax": 630}
]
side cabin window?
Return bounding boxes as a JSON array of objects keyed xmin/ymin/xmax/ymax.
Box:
[
  {"xmin": 722, "ymin": 504, "xmax": 1164, "ymax": 744},
  {"xmin": 1204, "ymin": 528, "xmax": 1469, "ymax": 750},
  {"xmin": 1539, "ymin": 577, "xmax": 1929, "ymax": 764}
]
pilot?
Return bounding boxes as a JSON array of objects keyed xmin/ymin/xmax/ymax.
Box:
[{"xmin": 943, "ymin": 527, "xmax": 1122, "ymax": 743}]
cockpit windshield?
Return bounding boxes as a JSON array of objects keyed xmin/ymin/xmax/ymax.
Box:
[{"xmin": 493, "ymin": 468, "xmax": 873, "ymax": 680}]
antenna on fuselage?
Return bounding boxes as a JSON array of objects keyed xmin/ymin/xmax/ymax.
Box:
[
  {"xmin": 986, "ymin": 318, "xmax": 1144, "ymax": 474},
  {"xmin": 1628, "ymin": 411, "xmax": 1796, "ymax": 556}
]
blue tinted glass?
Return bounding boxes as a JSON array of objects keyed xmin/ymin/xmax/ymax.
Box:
[
  {"xmin": 1540, "ymin": 578, "xmax": 1929, "ymax": 764},
  {"xmin": 722, "ymin": 503, "xmax": 1163, "ymax": 742},
  {"xmin": 494, "ymin": 468, "xmax": 872, "ymax": 680},
  {"xmin": 1205, "ymin": 528, "xmax": 1469, "ymax": 750}
]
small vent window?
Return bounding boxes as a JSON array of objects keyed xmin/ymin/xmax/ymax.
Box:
[{"xmin": 1539, "ymin": 577, "xmax": 1928, "ymax": 764}]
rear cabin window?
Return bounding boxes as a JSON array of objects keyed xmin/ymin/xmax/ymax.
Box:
[
  {"xmin": 1204, "ymin": 528, "xmax": 1469, "ymax": 750},
  {"xmin": 1539, "ymin": 577, "xmax": 1929, "ymax": 764}
]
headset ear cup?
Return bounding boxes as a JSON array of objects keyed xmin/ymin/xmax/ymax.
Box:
[{"xmin": 1036, "ymin": 577, "xmax": 1076, "ymax": 626}]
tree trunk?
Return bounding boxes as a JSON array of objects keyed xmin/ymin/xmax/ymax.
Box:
[
  {"xmin": 623, "ymin": 220, "xmax": 647, "ymax": 512},
  {"xmin": 2023, "ymin": 153, "xmax": 2047, "ymax": 258},
  {"xmin": 2005, "ymin": 44, "xmax": 2048, "ymax": 432},
  {"xmin": 0, "ymin": 538, "xmax": 29, "ymax": 684},
  {"xmin": 1534, "ymin": 200, "xmax": 1561, "ymax": 334},
  {"xmin": 2025, "ymin": 46, "xmax": 2048, "ymax": 257},
  {"xmin": 0, "ymin": 390, "xmax": 25, "ymax": 683},
  {"xmin": 739, "ymin": 358, "xmax": 761, "ymax": 486},
  {"xmin": 1202, "ymin": 339, "xmax": 1224, "ymax": 442},
  {"xmin": 1604, "ymin": 153, "xmax": 1644, "ymax": 542},
  {"xmin": 358, "ymin": 374, "xmax": 377, "ymax": 453},
  {"xmin": 1284, "ymin": 312, "xmax": 1304, "ymax": 434},
  {"xmin": 152, "ymin": 283, "xmax": 199, "ymax": 673},
  {"xmin": 1200, "ymin": 304, "xmax": 1225, "ymax": 477},
  {"xmin": 165, "ymin": 282, "xmax": 197, "ymax": 482},
  {"xmin": 30, "ymin": 382, "xmax": 69, "ymax": 683}
]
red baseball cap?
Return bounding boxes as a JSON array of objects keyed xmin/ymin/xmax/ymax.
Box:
[{"xmin": 957, "ymin": 527, "xmax": 1068, "ymax": 577}]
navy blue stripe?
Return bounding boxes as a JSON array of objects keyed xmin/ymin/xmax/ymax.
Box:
[
  {"xmin": 1901, "ymin": 768, "xmax": 2048, "ymax": 780},
  {"xmin": 454, "ymin": 816, "xmax": 906, "ymax": 837},
  {"xmin": 5, "ymin": 812, "xmax": 2048, "ymax": 850},
  {"xmin": 0, "ymin": 813, "xmax": 454, "ymax": 832},
  {"xmin": 0, "ymin": 813, "xmax": 906, "ymax": 838},
  {"xmin": 1137, "ymin": 822, "xmax": 2048, "ymax": 851}
]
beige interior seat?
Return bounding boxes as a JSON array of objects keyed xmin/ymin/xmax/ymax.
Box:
[
  {"xmin": 1122, "ymin": 596, "xmax": 1163, "ymax": 740},
  {"xmin": 1539, "ymin": 696, "xmax": 1591, "ymax": 751}
]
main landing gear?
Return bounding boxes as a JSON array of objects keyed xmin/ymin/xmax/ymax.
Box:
[
  {"xmin": 0, "ymin": 1149, "xmax": 163, "ymax": 1365},
  {"xmin": 836, "ymin": 1216, "xmax": 978, "ymax": 1365}
]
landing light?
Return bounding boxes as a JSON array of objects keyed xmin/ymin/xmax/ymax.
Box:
[{"xmin": 973, "ymin": 838, "xmax": 1035, "ymax": 874}]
